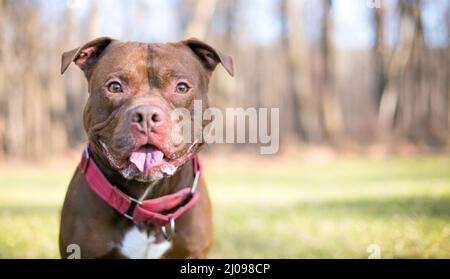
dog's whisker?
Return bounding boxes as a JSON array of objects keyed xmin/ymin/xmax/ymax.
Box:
[
  {"xmin": 139, "ymin": 181, "xmax": 158, "ymax": 202},
  {"xmin": 187, "ymin": 138, "xmax": 199, "ymax": 153}
]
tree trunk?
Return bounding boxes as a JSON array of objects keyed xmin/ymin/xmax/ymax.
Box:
[
  {"xmin": 184, "ymin": 0, "xmax": 216, "ymax": 39},
  {"xmin": 320, "ymin": 0, "xmax": 342, "ymax": 143}
]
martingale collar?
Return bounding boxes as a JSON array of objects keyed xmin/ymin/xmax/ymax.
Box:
[{"xmin": 79, "ymin": 145, "xmax": 201, "ymax": 241}]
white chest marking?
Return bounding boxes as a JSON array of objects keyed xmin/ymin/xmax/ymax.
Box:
[{"xmin": 120, "ymin": 226, "xmax": 171, "ymax": 259}]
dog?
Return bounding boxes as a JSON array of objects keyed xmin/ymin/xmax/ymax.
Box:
[{"xmin": 59, "ymin": 37, "xmax": 233, "ymax": 259}]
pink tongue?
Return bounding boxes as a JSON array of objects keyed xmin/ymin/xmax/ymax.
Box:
[{"xmin": 129, "ymin": 145, "xmax": 164, "ymax": 172}]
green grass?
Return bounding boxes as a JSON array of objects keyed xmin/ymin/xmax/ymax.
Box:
[{"xmin": 0, "ymin": 155, "xmax": 449, "ymax": 258}]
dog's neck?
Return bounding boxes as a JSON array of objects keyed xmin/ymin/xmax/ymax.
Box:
[{"xmin": 90, "ymin": 147, "xmax": 195, "ymax": 200}]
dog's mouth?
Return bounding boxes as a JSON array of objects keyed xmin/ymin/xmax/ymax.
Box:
[
  {"xmin": 129, "ymin": 144, "xmax": 165, "ymax": 173},
  {"xmin": 127, "ymin": 142, "xmax": 199, "ymax": 177},
  {"xmin": 98, "ymin": 139, "xmax": 199, "ymax": 180}
]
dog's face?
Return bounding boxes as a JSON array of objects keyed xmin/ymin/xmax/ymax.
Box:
[{"xmin": 61, "ymin": 37, "xmax": 233, "ymax": 182}]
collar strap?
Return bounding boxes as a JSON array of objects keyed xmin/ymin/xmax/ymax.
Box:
[{"xmin": 79, "ymin": 146, "xmax": 201, "ymax": 228}]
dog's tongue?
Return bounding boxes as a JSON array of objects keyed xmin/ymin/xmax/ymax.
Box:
[{"xmin": 129, "ymin": 145, "xmax": 164, "ymax": 172}]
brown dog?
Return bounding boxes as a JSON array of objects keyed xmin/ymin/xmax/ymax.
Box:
[{"xmin": 59, "ymin": 37, "xmax": 233, "ymax": 259}]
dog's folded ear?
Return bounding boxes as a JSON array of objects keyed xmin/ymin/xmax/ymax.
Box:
[
  {"xmin": 183, "ymin": 38, "xmax": 234, "ymax": 77},
  {"xmin": 61, "ymin": 36, "xmax": 113, "ymax": 76}
]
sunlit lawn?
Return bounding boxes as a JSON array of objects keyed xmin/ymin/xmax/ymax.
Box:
[{"xmin": 0, "ymin": 155, "xmax": 449, "ymax": 258}]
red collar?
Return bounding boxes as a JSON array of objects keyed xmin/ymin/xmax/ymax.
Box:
[{"xmin": 79, "ymin": 146, "xmax": 201, "ymax": 239}]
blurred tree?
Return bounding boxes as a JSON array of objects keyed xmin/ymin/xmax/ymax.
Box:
[
  {"xmin": 280, "ymin": 0, "xmax": 304, "ymax": 140},
  {"xmin": 0, "ymin": 0, "xmax": 5, "ymax": 156},
  {"xmin": 373, "ymin": 0, "xmax": 387, "ymax": 109},
  {"xmin": 318, "ymin": 0, "xmax": 342, "ymax": 143},
  {"xmin": 185, "ymin": 0, "xmax": 216, "ymax": 39}
]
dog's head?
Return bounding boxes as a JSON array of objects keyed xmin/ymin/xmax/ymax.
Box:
[{"xmin": 61, "ymin": 37, "xmax": 233, "ymax": 182}]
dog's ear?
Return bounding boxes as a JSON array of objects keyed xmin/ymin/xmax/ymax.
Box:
[
  {"xmin": 183, "ymin": 38, "xmax": 234, "ymax": 77},
  {"xmin": 61, "ymin": 36, "xmax": 113, "ymax": 76}
]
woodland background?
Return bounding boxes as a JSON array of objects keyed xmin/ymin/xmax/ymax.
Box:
[
  {"xmin": 0, "ymin": 0, "xmax": 450, "ymax": 259},
  {"xmin": 0, "ymin": 0, "xmax": 448, "ymax": 158}
]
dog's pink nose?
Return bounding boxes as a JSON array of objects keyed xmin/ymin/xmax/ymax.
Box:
[{"xmin": 130, "ymin": 105, "xmax": 165, "ymax": 131}]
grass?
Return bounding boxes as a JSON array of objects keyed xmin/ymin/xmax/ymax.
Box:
[{"xmin": 0, "ymin": 155, "xmax": 449, "ymax": 258}]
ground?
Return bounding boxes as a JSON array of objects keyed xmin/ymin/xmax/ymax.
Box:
[{"xmin": 0, "ymin": 153, "xmax": 449, "ymax": 258}]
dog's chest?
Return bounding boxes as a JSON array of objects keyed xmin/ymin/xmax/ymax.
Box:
[{"xmin": 119, "ymin": 226, "xmax": 171, "ymax": 259}]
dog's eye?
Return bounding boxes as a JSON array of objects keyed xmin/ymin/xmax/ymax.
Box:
[
  {"xmin": 175, "ymin": 82, "xmax": 190, "ymax": 94},
  {"xmin": 107, "ymin": 82, "xmax": 122, "ymax": 93}
]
